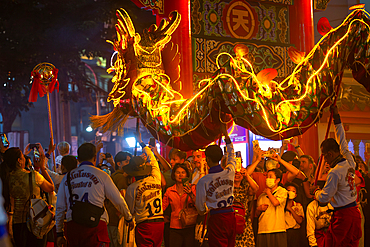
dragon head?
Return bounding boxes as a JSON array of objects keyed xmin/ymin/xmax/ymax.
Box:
[{"xmin": 107, "ymin": 9, "xmax": 181, "ymax": 108}]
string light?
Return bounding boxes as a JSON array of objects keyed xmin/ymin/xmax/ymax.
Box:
[{"xmin": 104, "ymin": 7, "xmax": 370, "ymax": 141}]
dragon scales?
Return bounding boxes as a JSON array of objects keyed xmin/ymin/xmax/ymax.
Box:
[{"xmin": 91, "ymin": 8, "xmax": 370, "ymax": 151}]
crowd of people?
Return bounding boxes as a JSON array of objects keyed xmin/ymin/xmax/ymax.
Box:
[{"xmin": 0, "ymin": 106, "xmax": 369, "ymax": 247}]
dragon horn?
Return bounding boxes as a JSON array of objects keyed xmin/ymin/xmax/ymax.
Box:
[
  {"xmin": 160, "ymin": 11, "xmax": 181, "ymax": 36},
  {"xmin": 148, "ymin": 23, "xmax": 158, "ymax": 33},
  {"xmin": 115, "ymin": 22, "xmax": 125, "ymax": 44},
  {"xmin": 116, "ymin": 19, "xmax": 130, "ymax": 37},
  {"xmin": 157, "ymin": 18, "xmax": 169, "ymax": 31},
  {"xmin": 116, "ymin": 9, "xmax": 136, "ymax": 38}
]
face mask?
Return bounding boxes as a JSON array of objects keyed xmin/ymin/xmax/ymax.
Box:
[
  {"xmin": 288, "ymin": 191, "xmax": 296, "ymax": 199},
  {"xmin": 265, "ymin": 160, "xmax": 277, "ymax": 171},
  {"xmin": 266, "ymin": 178, "xmax": 276, "ymax": 188}
]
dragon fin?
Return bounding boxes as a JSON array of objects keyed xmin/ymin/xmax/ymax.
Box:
[
  {"xmin": 256, "ymin": 68, "xmax": 278, "ymax": 84},
  {"xmin": 162, "ymin": 41, "xmax": 181, "ymax": 91},
  {"xmin": 288, "ymin": 46, "xmax": 306, "ymax": 64},
  {"xmin": 317, "ymin": 17, "xmax": 333, "ymax": 36}
]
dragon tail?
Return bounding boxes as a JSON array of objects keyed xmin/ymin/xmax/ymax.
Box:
[{"xmin": 90, "ymin": 107, "xmax": 130, "ymax": 135}]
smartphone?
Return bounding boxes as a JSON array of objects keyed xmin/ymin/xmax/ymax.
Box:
[
  {"xmin": 149, "ymin": 137, "xmax": 156, "ymax": 147},
  {"xmin": 105, "ymin": 153, "xmax": 112, "ymax": 159},
  {"xmin": 252, "ymin": 140, "xmax": 260, "ymax": 149},
  {"xmin": 236, "ymin": 159, "xmax": 242, "ymax": 172},
  {"xmin": 34, "ymin": 148, "xmax": 40, "ymax": 158},
  {"xmin": 182, "ymin": 177, "xmax": 190, "ymax": 186},
  {"xmin": 29, "ymin": 144, "xmax": 38, "ymax": 149},
  {"xmin": 263, "ymin": 148, "xmax": 276, "ymax": 158},
  {"xmin": 1, "ymin": 134, "xmax": 9, "ymax": 148}
]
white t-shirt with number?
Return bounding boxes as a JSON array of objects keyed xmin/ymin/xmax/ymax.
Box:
[
  {"xmin": 195, "ymin": 143, "xmax": 236, "ymax": 214},
  {"xmin": 125, "ymin": 147, "xmax": 163, "ymax": 224},
  {"xmin": 55, "ymin": 162, "xmax": 132, "ymax": 233}
]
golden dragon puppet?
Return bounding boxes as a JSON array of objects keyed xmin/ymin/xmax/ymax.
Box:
[{"xmin": 91, "ymin": 8, "xmax": 370, "ymax": 151}]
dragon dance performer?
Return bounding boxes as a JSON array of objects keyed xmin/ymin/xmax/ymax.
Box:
[
  {"xmin": 314, "ymin": 106, "xmax": 362, "ymax": 247},
  {"xmin": 55, "ymin": 143, "xmax": 134, "ymax": 247},
  {"xmin": 123, "ymin": 131, "xmax": 164, "ymax": 247},
  {"xmin": 195, "ymin": 124, "xmax": 236, "ymax": 247}
]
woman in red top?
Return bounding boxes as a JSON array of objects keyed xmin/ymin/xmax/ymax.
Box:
[{"xmin": 162, "ymin": 163, "xmax": 197, "ymax": 247}]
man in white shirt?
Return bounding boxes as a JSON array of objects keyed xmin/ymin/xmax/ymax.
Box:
[
  {"xmin": 124, "ymin": 132, "xmax": 164, "ymax": 247},
  {"xmin": 192, "ymin": 149, "xmax": 207, "ymax": 184},
  {"xmin": 55, "ymin": 143, "xmax": 133, "ymax": 247},
  {"xmin": 195, "ymin": 124, "xmax": 236, "ymax": 247},
  {"xmin": 314, "ymin": 106, "xmax": 362, "ymax": 247}
]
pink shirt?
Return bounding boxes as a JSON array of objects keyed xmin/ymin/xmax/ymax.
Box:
[{"xmin": 162, "ymin": 184, "xmax": 196, "ymax": 229}]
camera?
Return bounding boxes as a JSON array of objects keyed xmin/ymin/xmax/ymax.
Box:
[{"xmin": 29, "ymin": 144, "xmax": 38, "ymax": 149}]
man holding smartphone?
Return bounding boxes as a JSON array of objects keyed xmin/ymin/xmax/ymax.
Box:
[
  {"xmin": 124, "ymin": 132, "xmax": 164, "ymax": 247},
  {"xmin": 98, "ymin": 153, "xmax": 116, "ymax": 174}
]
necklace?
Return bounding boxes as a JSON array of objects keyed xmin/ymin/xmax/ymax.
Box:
[{"xmin": 177, "ymin": 183, "xmax": 184, "ymax": 196}]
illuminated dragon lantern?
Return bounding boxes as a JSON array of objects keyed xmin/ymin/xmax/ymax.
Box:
[{"xmin": 91, "ymin": 8, "xmax": 370, "ymax": 151}]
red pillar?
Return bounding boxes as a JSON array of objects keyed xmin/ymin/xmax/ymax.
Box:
[
  {"xmin": 289, "ymin": 0, "xmax": 318, "ymax": 161},
  {"xmin": 156, "ymin": 0, "xmax": 193, "ymax": 98},
  {"xmin": 131, "ymin": 0, "xmax": 193, "ymax": 98},
  {"xmin": 290, "ymin": 0, "xmax": 314, "ymax": 54},
  {"xmin": 157, "ymin": 0, "xmax": 193, "ymax": 159}
]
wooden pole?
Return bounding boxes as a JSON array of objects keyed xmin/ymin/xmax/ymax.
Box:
[
  {"xmin": 134, "ymin": 118, "xmax": 139, "ymax": 156},
  {"xmin": 46, "ymin": 92, "xmax": 56, "ymax": 172},
  {"xmin": 314, "ymin": 77, "xmax": 343, "ymax": 185}
]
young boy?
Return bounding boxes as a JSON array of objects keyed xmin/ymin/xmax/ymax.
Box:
[
  {"xmin": 306, "ymin": 197, "xmax": 333, "ymax": 247},
  {"xmin": 284, "ymin": 182, "xmax": 304, "ymax": 247}
]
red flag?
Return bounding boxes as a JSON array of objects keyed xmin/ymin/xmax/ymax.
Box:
[
  {"xmin": 48, "ymin": 68, "xmax": 59, "ymax": 94},
  {"xmin": 28, "ymin": 68, "xmax": 59, "ymax": 103}
]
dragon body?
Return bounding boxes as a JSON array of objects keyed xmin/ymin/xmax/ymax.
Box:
[{"xmin": 91, "ymin": 8, "xmax": 370, "ymax": 151}]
